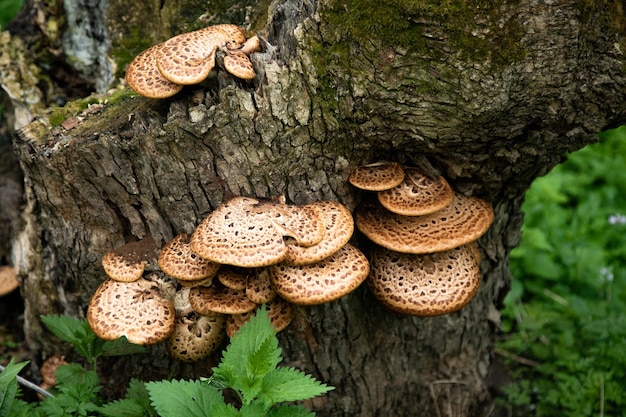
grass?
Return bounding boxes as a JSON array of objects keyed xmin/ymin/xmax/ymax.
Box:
[{"xmin": 498, "ymin": 126, "xmax": 626, "ymax": 416}]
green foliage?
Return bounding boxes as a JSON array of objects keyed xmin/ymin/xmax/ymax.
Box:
[
  {"xmin": 1, "ymin": 308, "xmax": 332, "ymax": 416},
  {"xmin": 147, "ymin": 306, "xmax": 333, "ymax": 416},
  {"xmin": 0, "ymin": 0, "xmax": 22, "ymax": 28},
  {"xmin": 40, "ymin": 314, "xmax": 146, "ymax": 370},
  {"xmin": 499, "ymin": 126, "xmax": 626, "ymax": 416},
  {"xmin": 0, "ymin": 359, "xmax": 28, "ymax": 416}
]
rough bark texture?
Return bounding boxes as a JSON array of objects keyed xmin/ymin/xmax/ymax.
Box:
[{"xmin": 3, "ymin": 0, "xmax": 626, "ymax": 415}]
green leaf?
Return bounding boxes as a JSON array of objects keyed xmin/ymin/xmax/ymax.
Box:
[
  {"xmin": 146, "ymin": 379, "xmax": 233, "ymax": 417},
  {"xmin": 101, "ymin": 336, "xmax": 147, "ymax": 357},
  {"xmin": 213, "ymin": 306, "xmax": 281, "ymax": 396},
  {"xmin": 54, "ymin": 363, "xmax": 101, "ymax": 398},
  {"xmin": 41, "ymin": 315, "xmax": 101, "ymax": 361},
  {"xmin": 7, "ymin": 398, "xmax": 42, "ymax": 417},
  {"xmin": 0, "ymin": 359, "xmax": 28, "ymax": 416},
  {"xmin": 267, "ymin": 404, "xmax": 316, "ymax": 417},
  {"xmin": 258, "ymin": 367, "xmax": 333, "ymax": 405},
  {"xmin": 99, "ymin": 398, "xmax": 150, "ymax": 417}
]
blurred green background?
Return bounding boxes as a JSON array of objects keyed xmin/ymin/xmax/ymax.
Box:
[
  {"xmin": 498, "ymin": 126, "xmax": 626, "ymax": 416},
  {"xmin": 0, "ymin": 0, "xmax": 22, "ymax": 28}
]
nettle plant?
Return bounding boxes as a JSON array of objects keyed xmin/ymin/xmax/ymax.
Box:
[{"xmin": 0, "ymin": 307, "xmax": 332, "ymax": 417}]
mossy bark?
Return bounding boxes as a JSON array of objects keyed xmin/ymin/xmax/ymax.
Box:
[{"xmin": 5, "ymin": 0, "xmax": 626, "ymax": 415}]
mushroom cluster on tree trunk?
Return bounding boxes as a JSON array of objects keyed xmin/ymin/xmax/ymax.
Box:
[{"xmin": 351, "ymin": 162, "xmax": 494, "ymax": 316}]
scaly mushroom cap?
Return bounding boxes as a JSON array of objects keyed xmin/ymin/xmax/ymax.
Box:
[
  {"xmin": 223, "ymin": 50, "xmax": 256, "ymax": 80},
  {"xmin": 377, "ymin": 169, "xmax": 454, "ymax": 216},
  {"xmin": 245, "ymin": 268, "xmax": 276, "ymax": 304},
  {"xmin": 189, "ymin": 196, "xmax": 288, "ymax": 268},
  {"xmin": 266, "ymin": 202, "xmax": 325, "ymax": 247},
  {"xmin": 356, "ymin": 194, "xmax": 494, "ymax": 254},
  {"xmin": 188, "ymin": 281, "xmax": 257, "ymax": 315},
  {"xmin": 0, "ymin": 266, "xmax": 19, "ymax": 296},
  {"xmin": 283, "ymin": 201, "xmax": 354, "ymax": 266},
  {"xmin": 217, "ymin": 266, "xmax": 249, "ymax": 290},
  {"xmin": 87, "ymin": 278, "xmax": 175, "ymax": 345},
  {"xmin": 348, "ymin": 162, "xmax": 405, "ymax": 191},
  {"xmin": 166, "ymin": 309, "xmax": 225, "ymax": 362},
  {"xmin": 270, "ymin": 243, "xmax": 370, "ymax": 305},
  {"xmin": 367, "ymin": 244, "xmax": 481, "ymax": 316},
  {"xmin": 156, "ymin": 24, "xmax": 246, "ymax": 85},
  {"xmin": 226, "ymin": 297, "xmax": 294, "ymax": 338},
  {"xmin": 101, "ymin": 239, "xmax": 157, "ymax": 282},
  {"xmin": 158, "ymin": 233, "xmax": 220, "ymax": 282},
  {"xmin": 125, "ymin": 43, "xmax": 184, "ymax": 98}
]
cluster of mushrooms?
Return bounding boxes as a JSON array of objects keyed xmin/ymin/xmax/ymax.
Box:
[
  {"xmin": 125, "ymin": 24, "xmax": 260, "ymax": 98},
  {"xmin": 87, "ymin": 196, "xmax": 369, "ymax": 361},
  {"xmin": 349, "ymin": 162, "xmax": 494, "ymax": 316}
]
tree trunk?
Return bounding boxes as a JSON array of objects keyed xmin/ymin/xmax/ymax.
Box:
[{"xmin": 4, "ymin": 0, "xmax": 626, "ymax": 415}]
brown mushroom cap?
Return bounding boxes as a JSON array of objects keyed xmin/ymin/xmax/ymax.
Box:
[
  {"xmin": 377, "ymin": 169, "xmax": 454, "ymax": 216},
  {"xmin": 39, "ymin": 355, "xmax": 67, "ymax": 387},
  {"xmin": 356, "ymin": 194, "xmax": 494, "ymax": 254},
  {"xmin": 217, "ymin": 266, "xmax": 249, "ymax": 291},
  {"xmin": 223, "ymin": 50, "xmax": 256, "ymax": 80},
  {"xmin": 367, "ymin": 244, "xmax": 481, "ymax": 316},
  {"xmin": 87, "ymin": 278, "xmax": 175, "ymax": 345},
  {"xmin": 245, "ymin": 268, "xmax": 276, "ymax": 304},
  {"xmin": 348, "ymin": 162, "xmax": 405, "ymax": 191},
  {"xmin": 101, "ymin": 239, "xmax": 156, "ymax": 282},
  {"xmin": 158, "ymin": 233, "xmax": 220, "ymax": 282},
  {"xmin": 156, "ymin": 25, "xmax": 246, "ymax": 85},
  {"xmin": 188, "ymin": 281, "xmax": 257, "ymax": 315},
  {"xmin": 270, "ymin": 243, "xmax": 370, "ymax": 305},
  {"xmin": 189, "ymin": 196, "xmax": 288, "ymax": 268},
  {"xmin": 125, "ymin": 43, "xmax": 183, "ymax": 98},
  {"xmin": 226, "ymin": 298, "xmax": 294, "ymax": 338},
  {"xmin": 0, "ymin": 266, "xmax": 19, "ymax": 296},
  {"xmin": 166, "ymin": 309, "xmax": 225, "ymax": 362},
  {"xmin": 266, "ymin": 202, "xmax": 325, "ymax": 247},
  {"xmin": 283, "ymin": 201, "xmax": 354, "ymax": 266}
]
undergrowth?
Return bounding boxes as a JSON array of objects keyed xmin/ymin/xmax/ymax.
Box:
[
  {"xmin": 498, "ymin": 126, "xmax": 626, "ymax": 416},
  {"xmin": 0, "ymin": 307, "xmax": 332, "ymax": 417}
]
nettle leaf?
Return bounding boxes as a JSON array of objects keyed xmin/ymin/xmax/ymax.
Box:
[
  {"xmin": 7, "ymin": 398, "xmax": 41, "ymax": 417},
  {"xmin": 55, "ymin": 363, "xmax": 101, "ymax": 398},
  {"xmin": 99, "ymin": 398, "xmax": 150, "ymax": 417},
  {"xmin": 0, "ymin": 359, "xmax": 28, "ymax": 416},
  {"xmin": 214, "ymin": 306, "xmax": 281, "ymax": 393},
  {"xmin": 41, "ymin": 314, "xmax": 100, "ymax": 360},
  {"xmin": 267, "ymin": 404, "xmax": 315, "ymax": 417},
  {"xmin": 101, "ymin": 336, "xmax": 147, "ymax": 357},
  {"xmin": 146, "ymin": 379, "xmax": 233, "ymax": 417},
  {"xmin": 258, "ymin": 367, "xmax": 333, "ymax": 405}
]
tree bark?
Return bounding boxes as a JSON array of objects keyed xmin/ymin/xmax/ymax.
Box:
[{"xmin": 4, "ymin": 0, "xmax": 626, "ymax": 415}]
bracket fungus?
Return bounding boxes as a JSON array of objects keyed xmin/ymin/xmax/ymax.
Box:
[
  {"xmin": 367, "ymin": 244, "xmax": 481, "ymax": 316},
  {"xmin": 377, "ymin": 168, "xmax": 454, "ymax": 216},
  {"xmin": 126, "ymin": 24, "xmax": 261, "ymax": 98},
  {"xmin": 158, "ymin": 233, "xmax": 220, "ymax": 283},
  {"xmin": 283, "ymin": 200, "xmax": 354, "ymax": 266},
  {"xmin": 101, "ymin": 238, "xmax": 158, "ymax": 282},
  {"xmin": 166, "ymin": 289, "xmax": 225, "ymax": 362},
  {"xmin": 0, "ymin": 266, "xmax": 19, "ymax": 296},
  {"xmin": 189, "ymin": 196, "xmax": 289, "ymax": 268},
  {"xmin": 270, "ymin": 243, "xmax": 370, "ymax": 305},
  {"xmin": 87, "ymin": 277, "xmax": 176, "ymax": 345},
  {"xmin": 226, "ymin": 297, "xmax": 294, "ymax": 338},
  {"xmin": 348, "ymin": 162, "xmax": 405, "ymax": 191},
  {"xmin": 188, "ymin": 281, "xmax": 257, "ymax": 315},
  {"xmin": 356, "ymin": 193, "xmax": 494, "ymax": 254},
  {"xmin": 124, "ymin": 43, "xmax": 184, "ymax": 99}
]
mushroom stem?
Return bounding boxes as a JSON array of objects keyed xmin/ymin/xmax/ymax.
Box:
[{"xmin": 0, "ymin": 364, "xmax": 55, "ymax": 398}]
